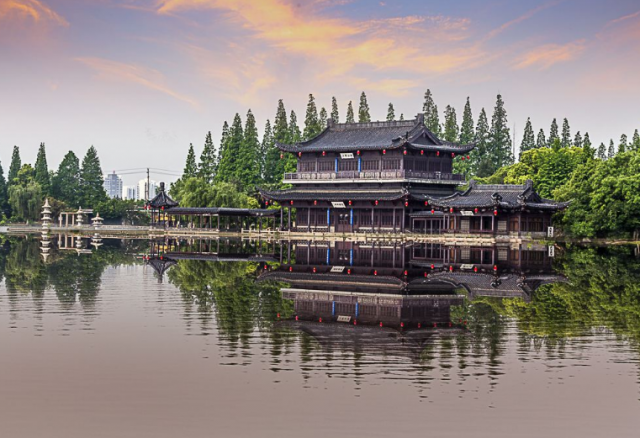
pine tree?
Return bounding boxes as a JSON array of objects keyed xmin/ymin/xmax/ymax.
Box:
[
  {"xmin": 536, "ymin": 129, "xmax": 547, "ymax": 149},
  {"xmin": 346, "ymin": 101, "xmax": 355, "ymax": 123},
  {"xmin": 183, "ymin": 144, "xmax": 198, "ymax": 178},
  {"xmin": 358, "ymin": 92, "xmax": 371, "ymax": 122},
  {"xmin": 597, "ymin": 142, "xmax": 606, "ymax": 160},
  {"xmin": 561, "ymin": 118, "xmax": 571, "ymax": 147},
  {"xmin": 216, "ymin": 113, "xmax": 244, "ymax": 184},
  {"xmin": 422, "ymin": 89, "xmax": 440, "ymax": 136},
  {"xmin": 386, "ymin": 103, "xmax": 395, "ymax": 121},
  {"xmin": 632, "ymin": 129, "xmax": 640, "ymax": 152},
  {"xmin": 488, "ymin": 94, "xmax": 513, "ymax": 171},
  {"xmin": 259, "ymin": 119, "xmax": 273, "ymax": 179},
  {"xmin": 459, "ymin": 97, "xmax": 474, "ymax": 144},
  {"xmin": 198, "ymin": 131, "xmax": 217, "ymax": 183},
  {"xmin": 474, "ymin": 108, "xmax": 491, "ymax": 176},
  {"xmin": 303, "ymin": 94, "xmax": 321, "ymax": 140},
  {"xmin": 443, "ymin": 105, "xmax": 459, "ymax": 142},
  {"xmin": 80, "ymin": 146, "xmax": 107, "ymax": 206},
  {"xmin": 520, "ymin": 117, "xmax": 535, "ymax": 158},
  {"xmin": 549, "ymin": 118, "xmax": 559, "ymax": 146},
  {"xmin": 264, "ymin": 100, "xmax": 289, "ymax": 184},
  {"xmin": 331, "ymin": 96, "xmax": 339, "ymax": 123},
  {"xmin": 51, "ymin": 151, "xmax": 81, "ymax": 207},
  {"xmin": 289, "ymin": 110, "xmax": 301, "ymax": 143},
  {"xmin": 319, "ymin": 107, "xmax": 327, "ymax": 129},
  {"xmin": 573, "ymin": 131, "xmax": 583, "ymax": 148},
  {"xmin": 0, "ymin": 161, "xmax": 7, "ymax": 216},
  {"xmin": 619, "ymin": 134, "xmax": 628, "ymax": 154},
  {"xmin": 216, "ymin": 121, "xmax": 229, "ymax": 168},
  {"xmin": 399, "ymin": 113, "xmax": 404, "ymax": 121},
  {"xmin": 8, "ymin": 146, "xmax": 21, "ymax": 185},
  {"xmin": 34, "ymin": 142, "xmax": 51, "ymax": 195},
  {"xmin": 583, "ymin": 132, "xmax": 592, "ymax": 150},
  {"xmin": 238, "ymin": 109, "xmax": 260, "ymax": 188},
  {"xmin": 607, "ymin": 139, "xmax": 616, "ymax": 158}
]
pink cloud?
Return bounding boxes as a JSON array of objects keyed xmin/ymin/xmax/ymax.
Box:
[
  {"xmin": 0, "ymin": 0, "xmax": 68, "ymax": 26},
  {"xmin": 513, "ymin": 40, "xmax": 586, "ymax": 70}
]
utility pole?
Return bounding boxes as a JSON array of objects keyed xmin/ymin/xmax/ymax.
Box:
[{"xmin": 146, "ymin": 168, "xmax": 150, "ymax": 202}]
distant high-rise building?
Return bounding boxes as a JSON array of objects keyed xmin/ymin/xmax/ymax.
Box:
[
  {"xmin": 104, "ymin": 171, "xmax": 123, "ymax": 198},
  {"xmin": 138, "ymin": 179, "xmax": 157, "ymax": 202},
  {"xmin": 123, "ymin": 185, "xmax": 138, "ymax": 200}
]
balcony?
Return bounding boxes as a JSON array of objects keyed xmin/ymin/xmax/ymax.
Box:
[{"xmin": 283, "ymin": 170, "xmax": 466, "ymax": 183}]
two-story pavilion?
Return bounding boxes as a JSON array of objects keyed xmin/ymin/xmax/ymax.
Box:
[{"xmin": 259, "ymin": 113, "xmax": 474, "ymax": 233}]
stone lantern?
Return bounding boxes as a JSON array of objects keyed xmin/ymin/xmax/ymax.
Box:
[{"xmin": 41, "ymin": 198, "xmax": 52, "ymax": 229}]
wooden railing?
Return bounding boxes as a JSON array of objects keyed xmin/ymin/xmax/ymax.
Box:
[{"xmin": 284, "ymin": 170, "xmax": 465, "ymax": 182}]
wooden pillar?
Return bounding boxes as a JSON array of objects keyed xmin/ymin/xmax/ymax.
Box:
[
  {"xmin": 371, "ymin": 208, "xmax": 374, "ymax": 232},
  {"xmin": 393, "ymin": 208, "xmax": 396, "ymax": 232},
  {"xmin": 280, "ymin": 208, "xmax": 284, "ymax": 230},
  {"xmin": 287, "ymin": 207, "xmax": 291, "ymax": 231},
  {"xmin": 401, "ymin": 207, "xmax": 405, "ymax": 232}
]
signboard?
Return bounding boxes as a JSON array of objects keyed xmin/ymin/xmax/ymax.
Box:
[
  {"xmin": 460, "ymin": 211, "xmax": 474, "ymax": 216},
  {"xmin": 549, "ymin": 245, "xmax": 555, "ymax": 257},
  {"xmin": 460, "ymin": 264, "xmax": 474, "ymax": 270},
  {"xmin": 337, "ymin": 315, "xmax": 351, "ymax": 323},
  {"xmin": 340, "ymin": 153, "xmax": 354, "ymax": 159},
  {"xmin": 331, "ymin": 201, "xmax": 346, "ymax": 208},
  {"xmin": 330, "ymin": 266, "xmax": 345, "ymax": 273},
  {"xmin": 547, "ymin": 226, "xmax": 554, "ymax": 238}
]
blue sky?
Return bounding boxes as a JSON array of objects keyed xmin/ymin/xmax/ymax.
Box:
[{"xmin": 1, "ymin": 0, "xmax": 639, "ymax": 184}]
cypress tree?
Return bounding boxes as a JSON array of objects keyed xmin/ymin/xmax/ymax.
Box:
[
  {"xmin": 583, "ymin": 132, "xmax": 592, "ymax": 149},
  {"xmin": 632, "ymin": 129, "xmax": 640, "ymax": 151},
  {"xmin": 319, "ymin": 107, "xmax": 327, "ymax": 129},
  {"xmin": 443, "ymin": 105, "xmax": 458, "ymax": 142},
  {"xmin": 459, "ymin": 97, "xmax": 474, "ymax": 144},
  {"xmin": 549, "ymin": 118, "xmax": 559, "ymax": 146},
  {"xmin": 238, "ymin": 109, "xmax": 260, "ymax": 188},
  {"xmin": 289, "ymin": 110, "xmax": 301, "ymax": 143},
  {"xmin": 264, "ymin": 100, "xmax": 289, "ymax": 184},
  {"xmin": 619, "ymin": 134, "xmax": 628, "ymax": 154},
  {"xmin": 386, "ymin": 103, "xmax": 395, "ymax": 121},
  {"xmin": 597, "ymin": 142, "xmax": 606, "ymax": 160},
  {"xmin": 573, "ymin": 131, "xmax": 583, "ymax": 148},
  {"xmin": 51, "ymin": 151, "xmax": 81, "ymax": 207},
  {"xmin": 346, "ymin": 101, "xmax": 355, "ymax": 123},
  {"xmin": 259, "ymin": 119, "xmax": 273, "ymax": 179},
  {"xmin": 422, "ymin": 89, "xmax": 440, "ymax": 136},
  {"xmin": 489, "ymin": 94, "xmax": 513, "ymax": 170},
  {"xmin": 183, "ymin": 144, "xmax": 198, "ymax": 178},
  {"xmin": 8, "ymin": 146, "xmax": 21, "ymax": 185},
  {"xmin": 80, "ymin": 146, "xmax": 107, "ymax": 207},
  {"xmin": 216, "ymin": 121, "xmax": 229, "ymax": 169},
  {"xmin": 520, "ymin": 117, "xmax": 535, "ymax": 158},
  {"xmin": 474, "ymin": 108, "xmax": 491, "ymax": 176},
  {"xmin": 536, "ymin": 129, "xmax": 547, "ymax": 149},
  {"xmin": 303, "ymin": 94, "xmax": 321, "ymax": 140},
  {"xmin": 607, "ymin": 139, "xmax": 616, "ymax": 158},
  {"xmin": 217, "ymin": 113, "xmax": 244, "ymax": 184},
  {"xmin": 358, "ymin": 92, "xmax": 371, "ymax": 122},
  {"xmin": 0, "ymin": 161, "xmax": 7, "ymax": 216},
  {"xmin": 399, "ymin": 113, "xmax": 404, "ymax": 121},
  {"xmin": 331, "ymin": 96, "xmax": 339, "ymax": 123},
  {"xmin": 561, "ymin": 118, "xmax": 571, "ymax": 147},
  {"xmin": 198, "ymin": 132, "xmax": 217, "ymax": 183},
  {"xmin": 34, "ymin": 142, "xmax": 51, "ymax": 195}
]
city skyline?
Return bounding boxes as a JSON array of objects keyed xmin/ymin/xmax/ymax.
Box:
[{"xmin": 1, "ymin": 0, "xmax": 639, "ymax": 175}]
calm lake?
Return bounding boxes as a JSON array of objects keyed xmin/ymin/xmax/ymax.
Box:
[{"xmin": 1, "ymin": 236, "xmax": 639, "ymax": 438}]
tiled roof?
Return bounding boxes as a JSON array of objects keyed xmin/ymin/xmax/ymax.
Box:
[
  {"xmin": 148, "ymin": 182, "xmax": 179, "ymax": 209},
  {"xmin": 166, "ymin": 207, "xmax": 278, "ymax": 216},
  {"xmin": 259, "ymin": 188, "xmax": 409, "ymax": 202},
  {"xmin": 277, "ymin": 114, "xmax": 475, "ymax": 154},
  {"xmin": 258, "ymin": 271, "xmax": 406, "ymax": 288}
]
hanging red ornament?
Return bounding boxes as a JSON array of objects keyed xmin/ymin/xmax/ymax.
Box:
[
  {"xmin": 280, "ymin": 153, "xmax": 283, "ymax": 159},
  {"xmin": 322, "ymin": 151, "xmax": 326, "ymax": 156},
  {"xmin": 474, "ymin": 208, "xmax": 478, "ymax": 214},
  {"xmin": 356, "ymin": 150, "xmax": 360, "ymax": 155},
  {"xmin": 436, "ymin": 151, "xmax": 440, "ymax": 156},
  {"xmin": 493, "ymin": 209, "xmax": 498, "ymax": 216},
  {"xmin": 451, "ymin": 152, "xmax": 455, "ymax": 158},
  {"xmin": 290, "ymin": 200, "xmax": 294, "ymax": 205},
  {"xmin": 382, "ymin": 149, "xmax": 386, "ymax": 155},
  {"xmin": 467, "ymin": 155, "xmax": 470, "ymax": 160},
  {"xmin": 375, "ymin": 200, "xmax": 379, "ymax": 206},
  {"xmin": 403, "ymin": 150, "xmax": 407, "ymax": 155},
  {"xmin": 420, "ymin": 150, "xmax": 424, "ymax": 155},
  {"xmin": 431, "ymin": 209, "xmax": 435, "ymax": 214},
  {"xmin": 313, "ymin": 200, "xmax": 317, "ymax": 205},
  {"xmin": 298, "ymin": 152, "xmax": 302, "ymax": 157},
  {"xmin": 348, "ymin": 200, "xmax": 352, "ymax": 206},
  {"xmin": 450, "ymin": 207, "xmax": 454, "ymax": 213},
  {"xmin": 424, "ymin": 201, "xmax": 428, "ymax": 206},
  {"xmin": 404, "ymin": 201, "xmax": 409, "ymax": 207}
]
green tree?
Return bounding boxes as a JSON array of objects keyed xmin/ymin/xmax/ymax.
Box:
[
  {"xmin": 536, "ymin": 129, "xmax": 547, "ymax": 149},
  {"xmin": 319, "ymin": 107, "xmax": 327, "ymax": 129},
  {"xmin": 216, "ymin": 113, "xmax": 244, "ymax": 185},
  {"xmin": 183, "ymin": 143, "xmax": 198, "ymax": 178},
  {"xmin": 198, "ymin": 131, "xmax": 217, "ymax": 183},
  {"xmin": 172, "ymin": 178, "xmax": 258, "ymax": 209},
  {"xmin": 443, "ymin": 104, "xmax": 458, "ymax": 142},
  {"xmin": 583, "ymin": 132, "xmax": 592, "ymax": 150},
  {"xmin": 573, "ymin": 131, "xmax": 583, "ymax": 148},
  {"xmin": 51, "ymin": 151, "xmax": 81, "ymax": 207},
  {"xmin": 607, "ymin": 139, "xmax": 616, "ymax": 158},
  {"xmin": 619, "ymin": 134, "xmax": 628, "ymax": 154},
  {"xmin": 474, "ymin": 108, "xmax": 491, "ymax": 177},
  {"xmin": 238, "ymin": 109, "xmax": 261, "ymax": 188},
  {"xmin": 597, "ymin": 142, "xmax": 606, "ymax": 160},
  {"xmin": 289, "ymin": 110, "xmax": 301, "ymax": 143},
  {"xmin": 330, "ymin": 96, "xmax": 339, "ymax": 123},
  {"xmin": 488, "ymin": 94, "xmax": 513, "ymax": 171},
  {"xmin": 632, "ymin": 129, "xmax": 640, "ymax": 151},
  {"xmin": 0, "ymin": 161, "xmax": 7, "ymax": 216},
  {"xmin": 34, "ymin": 142, "xmax": 50, "ymax": 195},
  {"xmin": 459, "ymin": 97, "xmax": 474, "ymax": 144},
  {"xmin": 80, "ymin": 146, "xmax": 107, "ymax": 207},
  {"xmin": 386, "ymin": 103, "xmax": 395, "ymax": 121},
  {"xmin": 422, "ymin": 89, "xmax": 440, "ymax": 136},
  {"xmin": 8, "ymin": 146, "xmax": 21, "ymax": 185},
  {"xmin": 264, "ymin": 100, "xmax": 289, "ymax": 185},
  {"xmin": 561, "ymin": 118, "xmax": 571, "ymax": 147},
  {"xmin": 520, "ymin": 117, "xmax": 535, "ymax": 158},
  {"xmin": 358, "ymin": 91, "xmax": 371, "ymax": 122},
  {"xmin": 303, "ymin": 94, "xmax": 321, "ymax": 140},
  {"xmin": 549, "ymin": 118, "xmax": 559, "ymax": 146},
  {"xmin": 259, "ymin": 119, "xmax": 273, "ymax": 179},
  {"xmin": 8, "ymin": 165, "xmax": 42, "ymax": 222},
  {"xmin": 216, "ymin": 121, "xmax": 229, "ymax": 169},
  {"xmin": 346, "ymin": 100, "xmax": 355, "ymax": 123}
]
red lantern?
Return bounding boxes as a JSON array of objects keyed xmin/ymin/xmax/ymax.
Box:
[
  {"xmin": 290, "ymin": 200, "xmax": 294, "ymax": 205},
  {"xmin": 319, "ymin": 317, "xmax": 322, "ymax": 323},
  {"xmin": 289, "ymin": 266, "xmax": 293, "ymax": 272},
  {"xmin": 450, "ymin": 207, "xmax": 454, "ymax": 213},
  {"xmin": 347, "ymin": 269, "xmax": 351, "ymax": 275},
  {"xmin": 420, "ymin": 150, "xmax": 424, "ymax": 155},
  {"xmin": 322, "ymin": 151, "xmax": 326, "ymax": 156},
  {"xmin": 449, "ymin": 266, "xmax": 453, "ymax": 272},
  {"xmin": 474, "ymin": 266, "xmax": 478, "ymax": 273},
  {"xmin": 404, "ymin": 270, "xmax": 408, "ymax": 276},
  {"xmin": 424, "ymin": 201, "xmax": 428, "ymax": 206},
  {"xmin": 298, "ymin": 152, "xmax": 302, "ymax": 158},
  {"xmin": 493, "ymin": 209, "xmax": 498, "ymax": 216},
  {"xmin": 404, "ymin": 201, "xmax": 409, "ymax": 207},
  {"xmin": 431, "ymin": 209, "xmax": 435, "ymax": 214},
  {"xmin": 451, "ymin": 152, "xmax": 455, "ymax": 158},
  {"xmin": 348, "ymin": 200, "xmax": 352, "ymax": 206},
  {"xmin": 474, "ymin": 208, "xmax": 478, "ymax": 214},
  {"xmin": 382, "ymin": 149, "xmax": 386, "ymax": 155},
  {"xmin": 313, "ymin": 200, "xmax": 317, "ymax": 205},
  {"xmin": 280, "ymin": 153, "xmax": 284, "ymax": 159},
  {"xmin": 493, "ymin": 265, "xmax": 498, "ymax": 271},
  {"xmin": 264, "ymin": 264, "xmax": 268, "ymax": 270},
  {"xmin": 403, "ymin": 150, "xmax": 407, "ymax": 155},
  {"xmin": 467, "ymin": 155, "xmax": 470, "ymax": 160},
  {"xmin": 356, "ymin": 150, "xmax": 360, "ymax": 155},
  {"xmin": 375, "ymin": 200, "xmax": 379, "ymax": 206},
  {"xmin": 161, "ymin": 206, "xmax": 164, "ymax": 211},
  {"xmin": 400, "ymin": 322, "xmax": 404, "ymax": 328},
  {"xmin": 424, "ymin": 272, "xmax": 428, "ymax": 277},
  {"xmin": 265, "ymin": 201, "xmax": 269, "ymax": 206},
  {"xmin": 313, "ymin": 267, "xmax": 317, "ymax": 273},
  {"xmin": 374, "ymin": 270, "xmax": 378, "ymax": 276},
  {"xmin": 436, "ymin": 151, "xmax": 440, "ymax": 156},
  {"xmin": 430, "ymin": 264, "xmax": 435, "ymax": 269}
]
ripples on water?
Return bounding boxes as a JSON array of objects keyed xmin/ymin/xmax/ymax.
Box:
[{"xmin": 1, "ymin": 236, "xmax": 639, "ymax": 438}]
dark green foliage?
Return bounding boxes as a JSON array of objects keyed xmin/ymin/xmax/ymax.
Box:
[
  {"xmin": 597, "ymin": 142, "xmax": 606, "ymax": 160},
  {"xmin": 303, "ymin": 94, "xmax": 321, "ymax": 140},
  {"xmin": 216, "ymin": 113, "xmax": 244, "ymax": 185},
  {"xmin": 216, "ymin": 121, "xmax": 229, "ymax": 169},
  {"xmin": 171, "ymin": 178, "xmax": 258, "ymax": 209},
  {"xmin": 619, "ymin": 134, "xmax": 628, "ymax": 154},
  {"xmin": 7, "ymin": 165, "xmax": 42, "ymax": 222},
  {"xmin": 330, "ymin": 96, "xmax": 339, "ymax": 123},
  {"xmin": 51, "ymin": 151, "xmax": 81, "ymax": 207},
  {"xmin": 608, "ymin": 139, "xmax": 616, "ymax": 159},
  {"xmin": 583, "ymin": 132, "xmax": 591, "ymax": 150},
  {"xmin": 238, "ymin": 109, "xmax": 261, "ymax": 188},
  {"xmin": 264, "ymin": 100, "xmax": 289, "ymax": 185},
  {"xmin": 259, "ymin": 119, "xmax": 272, "ymax": 179},
  {"xmin": 632, "ymin": 129, "xmax": 640, "ymax": 151},
  {"xmin": 573, "ymin": 131, "xmax": 582, "ymax": 148},
  {"xmin": 549, "ymin": 118, "xmax": 559, "ymax": 146},
  {"xmin": 0, "ymin": 161, "xmax": 7, "ymax": 217},
  {"xmin": 443, "ymin": 105, "xmax": 458, "ymax": 142},
  {"xmin": 422, "ymin": 89, "xmax": 440, "ymax": 136},
  {"xmin": 520, "ymin": 117, "xmax": 535, "ymax": 158},
  {"xmin": 183, "ymin": 143, "xmax": 198, "ymax": 178},
  {"xmin": 474, "ymin": 108, "xmax": 491, "ymax": 177},
  {"xmin": 198, "ymin": 131, "xmax": 217, "ymax": 183},
  {"xmin": 345, "ymin": 101, "xmax": 355, "ymax": 123},
  {"xmin": 459, "ymin": 97, "xmax": 474, "ymax": 144},
  {"xmin": 561, "ymin": 118, "xmax": 571, "ymax": 147},
  {"xmin": 34, "ymin": 143, "xmax": 50, "ymax": 195},
  {"xmin": 8, "ymin": 146, "xmax": 21, "ymax": 185},
  {"xmin": 358, "ymin": 91, "xmax": 371, "ymax": 122},
  {"xmin": 536, "ymin": 128, "xmax": 547, "ymax": 149},
  {"xmin": 386, "ymin": 103, "xmax": 395, "ymax": 121},
  {"xmin": 319, "ymin": 107, "xmax": 327, "ymax": 129},
  {"xmin": 80, "ymin": 146, "xmax": 107, "ymax": 207},
  {"xmin": 488, "ymin": 94, "xmax": 513, "ymax": 172}
]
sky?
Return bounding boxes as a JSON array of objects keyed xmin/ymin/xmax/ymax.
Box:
[{"xmin": 1, "ymin": 0, "xmax": 639, "ymax": 185}]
